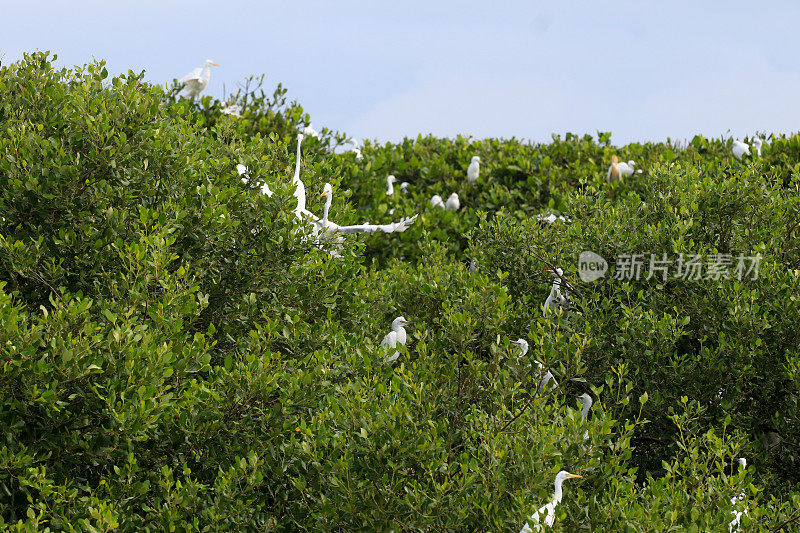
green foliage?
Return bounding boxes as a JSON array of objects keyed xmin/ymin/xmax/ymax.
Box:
[{"xmin": 0, "ymin": 51, "xmax": 799, "ymax": 530}]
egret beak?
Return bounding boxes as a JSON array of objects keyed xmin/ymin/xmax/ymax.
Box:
[
  {"xmin": 320, "ymin": 190, "xmax": 328, "ymax": 198},
  {"xmin": 210, "ymin": 62, "xmax": 219, "ymax": 67},
  {"xmin": 401, "ymin": 320, "xmax": 413, "ymax": 326},
  {"xmin": 566, "ymin": 474, "xmax": 582, "ymax": 479},
  {"xmin": 510, "ymin": 340, "xmax": 521, "ymax": 345}
]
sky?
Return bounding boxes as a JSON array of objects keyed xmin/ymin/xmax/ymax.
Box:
[{"xmin": 2, "ymin": 1, "xmax": 800, "ymax": 145}]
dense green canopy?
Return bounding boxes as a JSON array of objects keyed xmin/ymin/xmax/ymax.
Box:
[{"xmin": 0, "ymin": 52, "xmax": 798, "ymax": 531}]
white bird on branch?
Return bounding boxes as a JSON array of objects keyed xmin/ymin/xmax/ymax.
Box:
[
  {"xmin": 577, "ymin": 393, "xmax": 593, "ymax": 439},
  {"xmin": 543, "ymin": 268, "xmax": 569, "ymax": 316},
  {"xmin": 381, "ymin": 316, "xmax": 413, "ymax": 363},
  {"xmin": 511, "ymin": 338, "xmax": 558, "ymax": 392},
  {"xmin": 237, "ymin": 164, "xmax": 272, "ymax": 197},
  {"xmin": 536, "ymin": 213, "xmax": 569, "ymax": 225},
  {"xmin": 221, "ymin": 104, "xmax": 241, "ymax": 117},
  {"xmin": 303, "ymin": 123, "xmax": 320, "ymax": 139},
  {"xmin": 520, "ymin": 471, "xmax": 582, "ymax": 532},
  {"xmin": 400, "ymin": 182, "xmax": 409, "ymax": 194},
  {"xmin": 751, "ymin": 137, "xmax": 763, "ymax": 157},
  {"xmin": 732, "ymin": 140, "xmax": 750, "ymax": 160},
  {"xmin": 729, "ymin": 458, "xmax": 748, "ymax": 533},
  {"xmin": 178, "ymin": 59, "xmax": 218, "ymax": 99},
  {"xmin": 467, "ymin": 155, "xmax": 481, "ymax": 184},
  {"xmin": 386, "ymin": 175, "xmax": 398, "ymax": 195},
  {"xmin": 445, "ymin": 192, "xmax": 460, "ymax": 211},
  {"xmin": 430, "ymin": 195, "xmax": 445, "ymax": 209},
  {"xmin": 347, "ymin": 137, "xmax": 363, "ymax": 160},
  {"xmin": 313, "ymin": 183, "xmax": 418, "ymax": 235}
]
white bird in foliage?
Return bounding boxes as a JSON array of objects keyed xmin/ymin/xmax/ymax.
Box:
[
  {"xmin": 303, "ymin": 123, "xmax": 320, "ymax": 139},
  {"xmin": 520, "ymin": 471, "xmax": 582, "ymax": 532},
  {"xmin": 751, "ymin": 137, "xmax": 763, "ymax": 157},
  {"xmin": 617, "ymin": 160, "xmax": 636, "ymax": 177},
  {"xmin": 543, "ymin": 268, "xmax": 569, "ymax": 316},
  {"xmin": 729, "ymin": 458, "xmax": 748, "ymax": 533},
  {"xmin": 381, "ymin": 316, "xmax": 413, "ymax": 363},
  {"xmin": 400, "ymin": 182, "xmax": 409, "ymax": 194},
  {"xmin": 221, "ymin": 104, "xmax": 241, "ymax": 117},
  {"xmin": 577, "ymin": 393, "xmax": 593, "ymax": 439},
  {"xmin": 467, "ymin": 155, "xmax": 481, "ymax": 184},
  {"xmin": 313, "ymin": 183, "xmax": 418, "ymax": 235},
  {"xmin": 536, "ymin": 213, "xmax": 569, "ymax": 225},
  {"xmin": 237, "ymin": 164, "xmax": 273, "ymax": 197},
  {"xmin": 732, "ymin": 140, "xmax": 750, "ymax": 160},
  {"xmin": 386, "ymin": 175, "xmax": 398, "ymax": 195},
  {"xmin": 179, "ymin": 59, "xmax": 218, "ymax": 99},
  {"xmin": 347, "ymin": 137, "xmax": 363, "ymax": 160},
  {"xmin": 511, "ymin": 338, "xmax": 558, "ymax": 392},
  {"xmin": 292, "ymin": 134, "xmax": 307, "ymax": 215},
  {"xmin": 430, "ymin": 195, "xmax": 445, "ymax": 208},
  {"xmin": 445, "ymin": 192, "xmax": 460, "ymax": 211}
]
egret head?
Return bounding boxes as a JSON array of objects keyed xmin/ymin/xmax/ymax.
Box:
[
  {"xmin": 205, "ymin": 59, "xmax": 219, "ymax": 67},
  {"xmin": 297, "ymin": 133, "xmax": 305, "ymax": 142},
  {"xmin": 555, "ymin": 471, "xmax": 582, "ymax": 483},
  {"xmin": 448, "ymin": 192, "xmax": 459, "ymax": 200},
  {"xmin": 510, "ymin": 338, "xmax": 529, "ymax": 355},
  {"xmin": 577, "ymin": 393, "xmax": 593, "ymax": 406},
  {"xmin": 549, "ymin": 267, "xmax": 564, "ymax": 278},
  {"xmin": 392, "ymin": 316, "xmax": 413, "ymax": 329},
  {"xmin": 387, "ymin": 175, "xmax": 397, "ymax": 184},
  {"xmin": 400, "ymin": 181, "xmax": 409, "ymax": 188},
  {"xmin": 627, "ymin": 160, "xmax": 635, "ymax": 167},
  {"xmin": 472, "ymin": 156, "xmax": 481, "ymax": 163},
  {"xmin": 320, "ymin": 183, "xmax": 333, "ymax": 198}
]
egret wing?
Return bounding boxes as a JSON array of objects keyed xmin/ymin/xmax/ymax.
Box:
[{"xmin": 179, "ymin": 67, "xmax": 203, "ymax": 84}]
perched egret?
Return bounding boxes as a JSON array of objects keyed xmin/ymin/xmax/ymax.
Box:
[
  {"xmin": 303, "ymin": 123, "xmax": 320, "ymax": 139},
  {"xmin": 618, "ymin": 160, "xmax": 636, "ymax": 177},
  {"xmin": 381, "ymin": 316, "xmax": 413, "ymax": 363},
  {"xmin": 292, "ymin": 134, "xmax": 307, "ymax": 215},
  {"xmin": 221, "ymin": 104, "xmax": 241, "ymax": 117},
  {"xmin": 430, "ymin": 195, "xmax": 445, "ymax": 209},
  {"xmin": 536, "ymin": 213, "xmax": 569, "ymax": 225},
  {"xmin": 445, "ymin": 192, "xmax": 460, "ymax": 211},
  {"xmin": 543, "ymin": 268, "xmax": 569, "ymax": 316},
  {"xmin": 732, "ymin": 140, "xmax": 750, "ymax": 160},
  {"xmin": 511, "ymin": 338, "xmax": 558, "ymax": 392},
  {"xmin": 729, "ymin": 458, "xmax": 748, "ymax": 533},
  {"xmin": 577, "ymin": 393, "xmax": 593, "ymax": 439},
  {"xmin": 400, "ymin": 182, "xmax": 409, "ymax": 194},
  {"xmin": 607, "ymin": 155, "xmax": 620, "ymax": 182},
  {"xmin": 179, "ymin": 59, "xmax": 218, "ymax": 99},
  {"xmin": 386, "ymin": 175, "xmax": 398, "ymax": 195},
  {"xmin": 347, "ymin": 138, "xmax": 363, "ymax": 160},
  {"xmin": 520, "ymin": 471, "xmax": 582, "ymax": 532},
  {"xmin": 467, "ymin": 155, "xmax": 481, "ymax": 184},
  {"xmin": 237, "ymin": 164, "xmax": 272, "ymax": 197},
  {"xmin": 313, "ymin": 183, "xmax": 418, "ymax": 235},
  {"xmin": 751, "ymin": 137, "xmax": 763, "ymax": 157}
]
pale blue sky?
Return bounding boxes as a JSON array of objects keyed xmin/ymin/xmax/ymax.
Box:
[{"xmin": 3, "ymin": 1, "xmax": 800, "ymax": 144}]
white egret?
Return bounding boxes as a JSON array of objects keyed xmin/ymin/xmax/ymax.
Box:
[
  {"xmin": 292, "ymin": 133, "xmax": 307, "ymax": 215},
  {"xmin": 520, "ymin": 471, "xmax": 582, "ymax": 532},
  {"xmin": 381, "ymin": 316, "xmax": 413, "ymax": 363},
  {"xmin": 237, "ymin": 164, "xmax": 273, "ymax": 197},
  {"xmin": 430, "ymin": 195, "xmax": 445, "ymax": 209},
  {"xmin": 543, "ymin": 268, "xmax": 569, "ymax": 316},
  {"xmin": 535, "ymin": 213, "xmax": 569, "ymax": 225},
  {"xmin": 313, "ymin": 183, "xmax": 418, "ymax": 235},
  {"xmin": 467, "ymin": 155, "xmax": 481, "ymax": 184},
  {"xmin": 618, "ymin": 160, "xmax": 636, "ymax": 177},
  {"xmin": 577, "ymin": 393, "xmax": 593, "ymax": 439},
  {"xmin": 178, "ymin": 59, "xmax": 218, "ymax": 99},
  {"xmin": 751, "ymin": 137, "xmax": 763, "ymax": 157},
  {"xmin": 347, "ymin": 137, "xmax": 363, "ymax": 160},
  {"xmin": 607, "ymin": 155, "xmax": 620, "ymax": 182},
  {"xmin": 732, "ymin": 140, "xmax": 750, "ymax": 160},
  {"xmin": 511, "ymin": 338, "xmax": 558, "ymax": 392},
  {"xmin": 303, "ymin": 123, "xmax": 320, "ymax": 139},
  {"xmin": 445, "ymin": 192, "xmax": 460, "ymax": 211},
  {"xmin": 221, "ymin": 104, "xmax": 241, "ymax": 117},
  {"xmin": 400, "ymin": 182, "xmax": 410, "ymax": 194},
  {"xmin": 729, "ymin": 458, "xmax": 748, "ymax": 533},
  {"xmin": 386, "ymin": 175, "xmax": 398, "ymax": 195}
]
